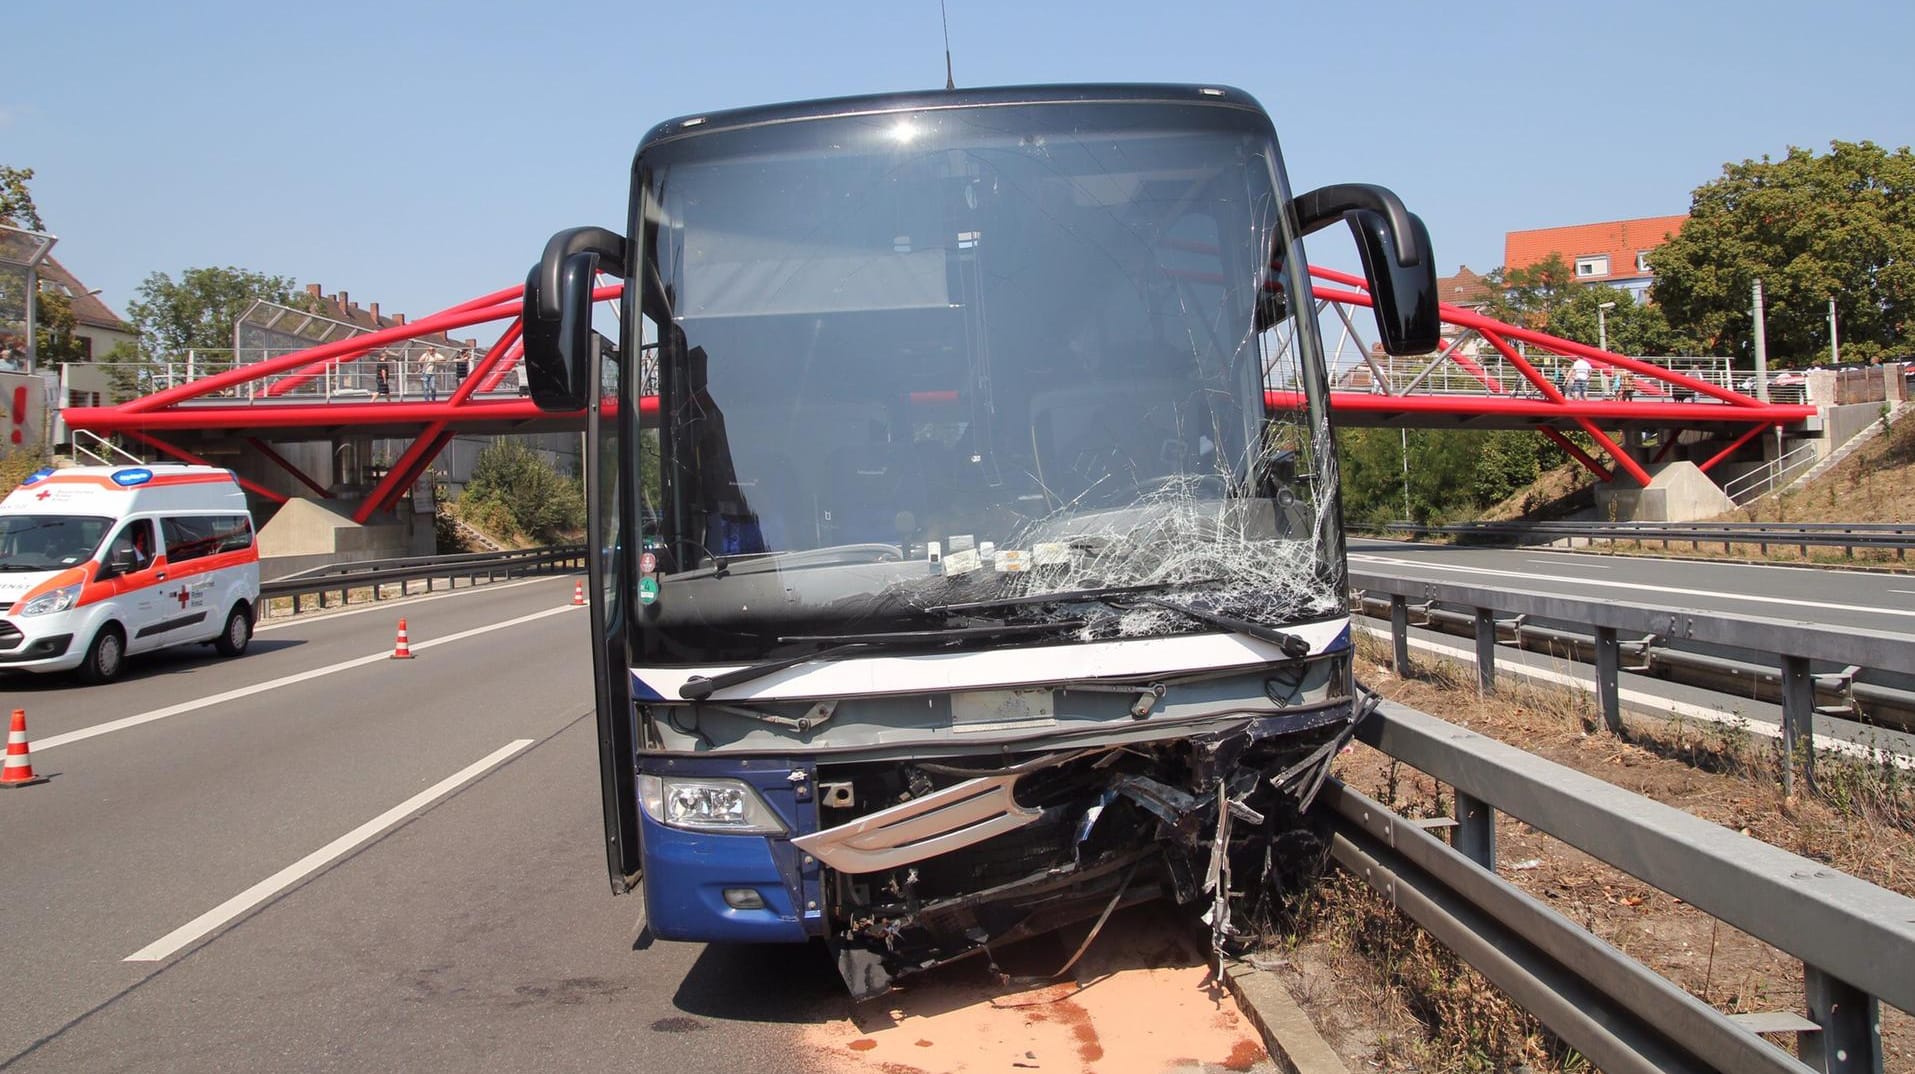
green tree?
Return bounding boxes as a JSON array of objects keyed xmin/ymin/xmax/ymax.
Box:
[
  {"xmin": 0, "ymin": 165, "xmax": 84, "ymax": 369},
  {"xmin": 101, "ymin": 341, "xmax": 154, "ymax": 402},
  {"xmin": 1653, "ymin": 140, "xmax": 1915, "ymax": 365},
  {"xmin": 1479, "ymin": 253, "xmax": 1582, "ymax": 331},
  {"xmin": 125, "ymin": 266, "xmax": 302, "ymax": 363},
  {"xmin": 1545, "ymin": 286, "xmax": 1689, "ymax": 356},
  {"xmin": 0, "ymin": 165, "xmax": 43, "ymax": 231},
  {"xmin": 1336, "ymin": 427, "xmax": 1564, "ymax": 525},
  {"xmin": 460, "ymin": 438, "xmax": 585, "ymax": 543},
  {"xmin": 30, "ymin": 289, "xmax": 88, "ymax": 364}
]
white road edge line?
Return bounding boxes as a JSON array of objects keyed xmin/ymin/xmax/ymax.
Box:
[
  {"xmin": 1349, "ymin": 552, "xmax": 1915, "ymax": 622},
  {"xmin": 254, "ymin": 574, "xmax": 565, "ymax": 633},
  {"xmin": 125, "ymin": 738, "xmax": 535, "ymax": 963},
  {"xmin": 34, "ymin": 604, "xmax": 582, "ymax": 752},
  {"xmin": 1356, "ymin": 623, "xmax": 1914, "ymax": 769}
]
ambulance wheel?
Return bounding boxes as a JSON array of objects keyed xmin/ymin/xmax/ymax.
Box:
[
  {"xmin": 79, "ymin": 624, "xmax": 127, "ymax": 684},
  {"xmin": 215, "ymin": 602, "xmax": 253, "ymax": 657}
]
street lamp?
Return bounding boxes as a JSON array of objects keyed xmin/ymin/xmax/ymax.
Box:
[{"xmin": 1597, "ymin": 300, "xmax": 1617, "ymax": 353}]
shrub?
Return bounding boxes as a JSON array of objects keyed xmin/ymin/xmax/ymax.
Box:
[{"xmin": 459, "ymin": 439, "xmax": 584, "ymax": 543}]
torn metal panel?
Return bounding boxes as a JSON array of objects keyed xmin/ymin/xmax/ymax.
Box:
[
  {"xmin": 793, "ymin": 773, "xmax": 1041, "ymax": 873},
  {"xmin": 815, "ymin": 709, "xmax": 1347, "ymax": 998}
]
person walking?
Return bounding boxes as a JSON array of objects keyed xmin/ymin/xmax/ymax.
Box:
[
  {"xmin": 1568, "ymin": 356, "xmax": 1593, "ymax": 400},
  {"xmin": 453, "ymin": 347, "xmax": 471, "ymax": 386},
  {"xmin": 420, "ymin": 347, "xmax": 444, "ymax": 403},
  {"xmin": 375, "ymin": 355, "xmax": 393, "ymax": 400}
]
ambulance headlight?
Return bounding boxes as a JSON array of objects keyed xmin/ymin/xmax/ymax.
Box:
[
  {"xmin": 637, "ymin": 774, "xmax": 785, "ymax": 834},
  {"xmin": 18, "ymin": 583, "xmax": 81, "ymax": 617}
]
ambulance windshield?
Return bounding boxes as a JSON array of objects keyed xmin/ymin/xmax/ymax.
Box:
[{"xmin": 0, "ymin": 515, "xmax": 113, "ymax": 571}]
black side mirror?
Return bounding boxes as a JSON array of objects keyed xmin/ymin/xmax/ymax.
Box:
[
  {"xmin": 106, "ymin": 548, "xmax": 139, "ymax": 576},
  {"xmin": 1293, "ymin": 184, "xmax": 1440, "ymax": 356},
  {"xmin": 523, "ymin": 227, "xmax": 628, "ymax": 413}
]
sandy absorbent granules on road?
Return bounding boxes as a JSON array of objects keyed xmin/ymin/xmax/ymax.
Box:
[{"xmin": 806, "ymin": 905, "xmax": 1271, "ymax": 1074}]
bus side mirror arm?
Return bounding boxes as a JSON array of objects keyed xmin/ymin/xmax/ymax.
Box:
[
  {"xmin": 523, "ymin": 226, "xmax": 628, "ymax": 413},
  {"xmin": 1292, "ymin": 183, "xmax": 1440, "ymax": 356},
  {"xmin": 534, "ymin": 227, "xmax": 628, "ymax": 320}
]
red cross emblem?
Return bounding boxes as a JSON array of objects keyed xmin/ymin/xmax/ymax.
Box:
[
  {"xmin": 35, "ymin": 489, "xmax": 51, "ymax": 500},
  {"xmin": 175, "ymin": 588, "xmax": 191, "ymax": 609}
]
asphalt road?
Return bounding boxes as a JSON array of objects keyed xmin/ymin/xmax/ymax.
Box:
[
  {"xmin": 1349, "ymin": 537, "xmax": 1915, "ymax": 761},
  {"xmin": 0, "ymin": 575, "xmax": 846, "ymax": 1073},
  {"xmin": 11, "ymin": 545, "xmax": 1894, "ymax": 1071},
  {"xmin": 1348, "ymin": 537, "xmax": 1915, "ymax": 636}
]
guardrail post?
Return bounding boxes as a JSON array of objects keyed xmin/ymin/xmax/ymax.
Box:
[
  {"xmin": 1594, "ymin": 626, "xmax": 1623, "ymax": 734},
  {"xmin": 1389, "ymin": 595, "xmax": 1411, "ymax": 672},
  {"xmin": 1802, "ymin": 964, "xmax": 1880, "ymax": 1074},
  {"xmin": 1452, "ymin": 789, "xmax": 1495, "ymax": 869},
  {"xmin": 1780, "ymin": 654, "xmax": 1815, "ymax": 796},
  {"xmin": 1473, "ymin": 608, "xmax": 1496, "ymax": 694}
]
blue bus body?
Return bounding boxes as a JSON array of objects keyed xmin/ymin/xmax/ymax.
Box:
[{"xmin": 522, "ymin": 83, "xmax": 1436, "ymax": 995}]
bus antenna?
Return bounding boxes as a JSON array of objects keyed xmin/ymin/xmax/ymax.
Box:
[{"xmin": 941, "ymin": 1, "xmax": 956, "ymax": 90}]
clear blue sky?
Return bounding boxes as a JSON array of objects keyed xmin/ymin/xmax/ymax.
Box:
[{"xmin": 8, "ymin": 0, "xmax": 1912, "ymax": 326}]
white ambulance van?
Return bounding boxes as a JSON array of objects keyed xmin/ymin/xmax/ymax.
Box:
[{"xmin": 0, "ymin": 465, "xmax": 261, "ymax": 682}]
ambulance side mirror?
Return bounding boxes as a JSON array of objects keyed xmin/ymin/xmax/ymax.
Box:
[{"xmin": 105, "ymin": 548, "xmax": 139, "ymax": 577}]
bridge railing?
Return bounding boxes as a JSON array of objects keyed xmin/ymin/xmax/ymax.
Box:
[
  {"xmin": 1723, "ymin": 442, "xmax": 1824, "ymax": 504},
  {"xmin": 1337, "ymin": 352, "xmax": 1763, "ymax": 400},
  {"xmin": 80, "ymin": 351, "xmax": 531, "ymax": 405},
  {"xmin": 1336, "ymin": 698, "xmax": 1913, "ymax": 1073}
]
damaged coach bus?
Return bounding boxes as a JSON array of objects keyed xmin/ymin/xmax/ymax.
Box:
[{"xmin": 522, "ymin": 84, "xmax": 1438, "ymax": 997}]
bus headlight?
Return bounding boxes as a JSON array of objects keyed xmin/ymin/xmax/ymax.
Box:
[
  {"xmin": 637, "ymin": 774, "xmax": 786, "ymax": 834},
  {"xmin": 17, "ymin": 583, "xmax": 81, "ymax": 617}
]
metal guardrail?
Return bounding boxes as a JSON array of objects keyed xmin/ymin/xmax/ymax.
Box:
[
  {"xmin": 1382, "ymin": 520, "xmax": 1915, "ymax": 558},
  {"xmin": 1337, "ymin": 699, "xmax": 1914, "ymax": 1074},
  {"xmin": 259, "ymin": 545, "xmax": 586, "ymax": 613},
  {"xmin": 1349, "ymin": 592, "xmax": 1915, "ymax": 731},
  {"xmin": 1349, "ymin": 569, "xmax": 1915, "ymax": 796}
]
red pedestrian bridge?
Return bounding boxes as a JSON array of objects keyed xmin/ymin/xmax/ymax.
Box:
[{"xmin": 61, "ymin": 267, "xmax": 1816, "ymax": 522}]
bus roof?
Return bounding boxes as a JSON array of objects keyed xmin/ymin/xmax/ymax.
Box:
[{"xmin": 637, "ymin": 82, "xmax": 1264, "ymax": 152}]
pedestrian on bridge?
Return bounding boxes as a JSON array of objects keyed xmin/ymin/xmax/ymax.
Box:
[
  {"xmin": 420, "ymin": 348, "xmax": 444, "ymax": 403},
  {"xmin": 375, "ymin": 356, "xmax": 392, "ymax": 400},
  {"xmin": 1568, "ymin": 356, "xmax": 1593, "ymax": 400}
]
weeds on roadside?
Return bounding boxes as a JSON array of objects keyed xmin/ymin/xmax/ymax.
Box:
[{"xmin": 1262, "ymin": 765, "xmax": 1574, "ymax": 1073}]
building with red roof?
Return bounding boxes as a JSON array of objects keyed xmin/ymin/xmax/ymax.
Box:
[
  {"xmin": 1503, "ymin": 214, "xmax": 1688, "ymax": 304},
  {"xmin": 1435, "ymin": 264, "xmax": 1496, "ymax": 311}
]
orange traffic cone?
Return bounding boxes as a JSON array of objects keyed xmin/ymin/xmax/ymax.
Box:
[
  {"xmin": 572, "ymin": 580, "xmax": 586, "ymax": 606},
  {"xmin": 1, "ymin": 709, "xmax": 49, "ymax": 788},
  {"xmin": 391, "ymin": 618, "xmax": 416, "ymax": 660}
]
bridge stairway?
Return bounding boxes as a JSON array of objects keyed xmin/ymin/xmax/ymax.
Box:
[{"xmin": 1779, "ymin": 399, "xmax": 1911, "ymax": 496}]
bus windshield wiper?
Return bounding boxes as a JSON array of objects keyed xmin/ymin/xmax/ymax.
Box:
[
  {"xmin": 677, "ymin": 620, "xmax": 1088, "ymax": 700},
  {"xmin": 1131, "ymin": 596, "xmax": 1312, "ymax": 659}
]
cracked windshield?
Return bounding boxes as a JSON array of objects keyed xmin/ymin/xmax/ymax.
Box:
[{"xmin": 640, "ymin": 101, "xmax": 1343, "ymax": 658}]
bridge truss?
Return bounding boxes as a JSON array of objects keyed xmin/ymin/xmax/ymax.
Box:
[{"xmin": 61, "ymin": 268, "xmax": 1815, "ymax": 518}]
